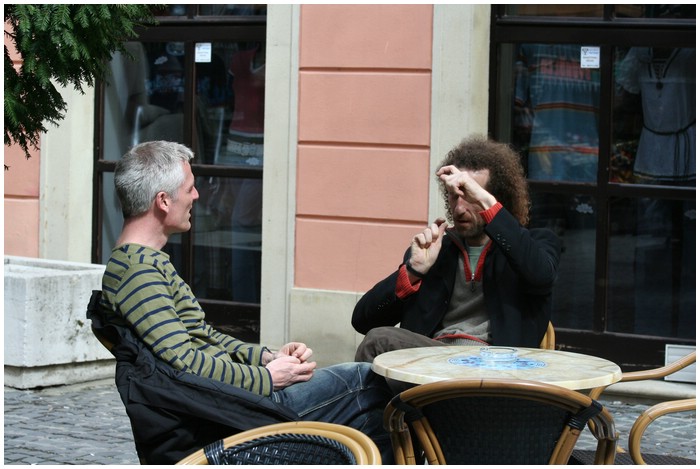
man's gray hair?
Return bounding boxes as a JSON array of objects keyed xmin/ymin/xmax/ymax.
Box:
[{"xmin": 115, "ymin": 141, "xmax": 195, "ymax": 218}]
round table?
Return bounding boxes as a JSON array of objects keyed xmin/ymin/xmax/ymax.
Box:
[{"xmin": 372, "ymin": 346, "xmax": 622, "ymax": 390}]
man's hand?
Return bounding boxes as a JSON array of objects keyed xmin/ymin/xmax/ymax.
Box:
[
  {"xmin": 277, "ymin": 342, "xmax": 313, "ymax": 363},
  {"xmin": 263, "ymin": 342, "xmax": 313, "ymax": 365},
  {"xmin": 436, "ymin": 165, "xmax": 497, "ymax": 210},
  {"xmin": 266, "ymin": 355, "xmax": 316, "ymax": 390},
  {"xmin": 407, "ymin": 217, "xmax": 448, "ymax": 280}
]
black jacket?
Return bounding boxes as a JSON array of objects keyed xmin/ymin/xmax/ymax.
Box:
[
  {"xmin": 87, "ymin": 291, "xmax": 297, "ymax": 464},
  {"xmin": 352, "ymin": 208, "xmax": 562, "ymax": 347}
]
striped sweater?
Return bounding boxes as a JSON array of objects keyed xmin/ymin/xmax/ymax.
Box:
[{"xmin": 101, "ymin": 243, "xmax": 274, "ymax": 395}]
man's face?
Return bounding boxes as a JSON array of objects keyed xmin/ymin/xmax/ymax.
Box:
[
  {"xmin": 447, "ymin": 169, "xmax": 490, "ymax": 240},
  {"xmin": 164, "ymin": 162, "xmax": 199, "ymax": 235}
]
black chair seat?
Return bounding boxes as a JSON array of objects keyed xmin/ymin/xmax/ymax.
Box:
[
  {"xmin": 204, "ymin": 433, "xmax": 356, "ymax": 465},
  {"xmin": 176, "ymin": 421, "xmax": 382, "ymax": 464}
]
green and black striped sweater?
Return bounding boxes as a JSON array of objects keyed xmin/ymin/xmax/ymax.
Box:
[{"xmin": 101, "ymin": 243, "xmax": 274, "ymax": 395}]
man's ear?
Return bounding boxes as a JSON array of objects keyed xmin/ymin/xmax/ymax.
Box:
[{"xmin": 155, "ymin": 191, "xmax": 169, "ymax": 212}]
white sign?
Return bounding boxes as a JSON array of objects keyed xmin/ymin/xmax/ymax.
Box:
[
  {"xmin": 580, "ymin": 46, "xmax": 600, "ymax": 69},
  {"xmin": 195, "ymin": 43, "xmax": 212, "ymax": 63}
]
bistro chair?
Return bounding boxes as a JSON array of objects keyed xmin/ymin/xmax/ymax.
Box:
[
  {"xmin": 539, "ymin": 321, "xmax": 556, "ymax": 350},
  {"xmin": 175, "ymin": 421, "xmax": 382, "ymax": 465},
  {"xmin": 86, "ymin": 291, "xmax": 298, "ymax": 464},
  {"xmin": 384, "ymin": 378, "xmax": 617, "ymax": 465},
  {"xmin": 571, "ymin": 351, "xmax": 696, "ymax": 465}
]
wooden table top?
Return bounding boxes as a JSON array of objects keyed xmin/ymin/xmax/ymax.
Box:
[{"xmin": 372, "ymin": 345, "xmax": 622, "ymax": 390}]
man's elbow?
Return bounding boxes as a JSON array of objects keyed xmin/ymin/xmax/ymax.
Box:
[{"xmin": 351, "ymin": 314, "xmax": 370, "ymax": 335}]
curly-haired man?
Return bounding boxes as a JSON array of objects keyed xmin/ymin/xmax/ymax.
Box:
[{"xmin": 352, "ymin": 135, "xmax": 562, "ymax": 362}]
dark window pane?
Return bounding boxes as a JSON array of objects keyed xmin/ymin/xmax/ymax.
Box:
[
  {"xmin": 530, "ymin": 193, "xmax": 596, "ymax": 330},
  {"xmin": 162, "ymin": 233, "xmax": 184, "ymax": 274},
  {"xmin": 194, "ymin": 42, "xmax": 235, "ymax": 165},
  {"xmin": 513, "ymin": 44, "xmax": 601, "ymax": 182},
  {"xmin": 612, "ymin": 5, "xmax": 648, "ymax": 18},
  {"xmin": 195, "ymin": 42, "xmax": 265, "ymax": 168},
  {"xmin": 612, "ymin": 46, "xmax": 695, "ymax": 184},
  {"xmin": 607, "ymin": 197, "xmax": 695, "ymax": 338},
  {"xmin": 144, "ymin": 42, "xmax": 186, "ymax": 115},
  {"xmin": 614, "ymin": 4, "xmax": 696, "ymax": 19},
  {"xmin": 104, "ymin": 41, "xmax": 186, "ymax": 159},
  {"xmin": 505, "ymin": 5, "xmax": 604, "ymax": 17},
  {"xmin": 100, "ymin": 172, "xmax": 119, "ymax": 262},
  {"xmin": 150, "ymin": 5, "xmax": 189, "ymax": 17},
  {"xmin": 192, "ymin": 176, "xmax": 262, "ymax": 303},
  {"xmin": 197, "ymin": 5, "xmax": 267, "ymax": 16}
]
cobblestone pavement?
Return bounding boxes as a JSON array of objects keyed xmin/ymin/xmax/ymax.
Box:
[
  {"xmin": 4, "ymin": 380, "xmax": 139, "ymax": 465},
  {"xmin": 4, "ymin": 379, "xmax": 696, "ymax": 465},
  {"xmin": 574, "ymin": 397, "xmax": 696, "ymax": 462}
]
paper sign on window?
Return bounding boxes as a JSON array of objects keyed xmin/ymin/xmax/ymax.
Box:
[
  {"xmin": 195, "ymin": 43, "xmax": 212, "ymax": 63},
  {"xmin": 580, "ymin": 46, "xmax": 600, "ymax": 69}
]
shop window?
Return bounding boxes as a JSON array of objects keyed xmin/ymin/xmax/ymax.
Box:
[
  {"xmin": 490, "ymin": 4, "xmax": 695, "ymax": 365},
  {"xmin": 96, "ymin": 6, "xmax": 267, "ymax": 340}
]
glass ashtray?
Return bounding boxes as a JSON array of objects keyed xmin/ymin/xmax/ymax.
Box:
[{"xmin": 479, "ymin": 346, "xmax": 518, "ymax": 362}]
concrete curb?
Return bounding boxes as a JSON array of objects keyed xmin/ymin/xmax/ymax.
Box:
[{"xmin": 602, "ymin": 380, "xmax": 695, "ymax": 402}]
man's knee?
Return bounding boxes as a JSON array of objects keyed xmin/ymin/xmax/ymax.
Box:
[{"xmin": 355, "ymin": 327, "xmax": 395, "ymax": 362}]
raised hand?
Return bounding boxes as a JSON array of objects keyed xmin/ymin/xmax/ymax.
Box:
[
  {"xmin": 436, "ymin": 165, "xmax": 496, "ymax": 210},
  {"xmin": 407, "ymin": 217, "xmax": 449, "ymax": 278}
]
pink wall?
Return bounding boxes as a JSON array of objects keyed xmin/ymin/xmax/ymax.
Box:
[
  {"xmin": 4, "ymin": 27, "xmax": 41, "ymax": 258},
  {"xmin": 296, "ymin": 4, "xmax": 433, "ymax": 292}
]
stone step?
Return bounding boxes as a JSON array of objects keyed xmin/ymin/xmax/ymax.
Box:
[{"xmin": 601, "ymin": 379, "xmax": 695, "ymax": 404}]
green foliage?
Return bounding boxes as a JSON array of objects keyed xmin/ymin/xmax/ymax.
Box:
[{"xmin": 4, "ymin": 4, "xmax": 155, "ymax": 164}]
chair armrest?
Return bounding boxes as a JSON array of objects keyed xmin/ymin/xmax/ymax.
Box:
[
  {"xmin": 589, "ymin": 351, "xmax": 696, "ymax": 400},
  {"xmin": 628, "ymin": 398, "xmax": 696, "ymax": 465},
  {"xmin": 620, "ymin": 351, "xmax": 696, "ymax": 383}
]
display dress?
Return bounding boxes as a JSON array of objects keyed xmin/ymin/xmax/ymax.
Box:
[{"xmin": 515, "ymin": 44, "xmax": 601, "ymax": 182}]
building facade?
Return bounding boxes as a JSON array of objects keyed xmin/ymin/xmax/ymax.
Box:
[{"xmin": 4, "ymin": 4, "xmax": 695, "ymax": 369}]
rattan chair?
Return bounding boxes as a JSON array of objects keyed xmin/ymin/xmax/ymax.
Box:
[
  {"xmin": 384, "ymin": 378, "xmax": 617, "ymax": 465},
  {"xmin": 571, "ymin": 351, "xmax": 696, "ymax": 465},
  {"xmin": 175, "ymin": 421, "xmax": 382, "ymax": 465},
  {"xmin": 539, "ymin": 321, "xmax": 556, "ymax": 350}
]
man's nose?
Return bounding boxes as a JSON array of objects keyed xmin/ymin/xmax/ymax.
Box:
[{"xmin": 455, "ymin": 197, "xmax": 469, "ymax": 213}]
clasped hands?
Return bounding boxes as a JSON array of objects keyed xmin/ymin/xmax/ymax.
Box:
[{"xmin": 263, "ymin": 342, "xmax": 317, "ymax": 390}]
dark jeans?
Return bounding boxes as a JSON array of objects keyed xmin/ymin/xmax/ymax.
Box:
[{"xmin": 270, "ymin": 362, "xmax": 395, "ymax": 464}]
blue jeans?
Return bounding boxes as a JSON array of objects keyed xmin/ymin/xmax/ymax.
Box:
[{"xmin": 270, "ymin": 362, "xmax": 395, "ymax": 464}]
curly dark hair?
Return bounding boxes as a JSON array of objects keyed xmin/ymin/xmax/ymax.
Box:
[{"xmin": 437, "ymin": 135, "xmax": 530, "ymax": 226}]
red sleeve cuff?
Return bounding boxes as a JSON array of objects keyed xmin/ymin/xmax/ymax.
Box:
[
  {"xmin": 396, "ymin": 265, "xmax": 421, "ymax": 298},
  {"xmin": 480, "ymin": 202, "xmax": 503, "ymax": 224}
]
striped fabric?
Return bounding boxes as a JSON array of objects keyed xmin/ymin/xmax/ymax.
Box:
[
  {"xmin": 101, "ymin": 243, "xmax": 274, "ymax": 395},
  {"xmin": 515, "ymin": 43, "xmax": 600, "ymax": 182}
]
